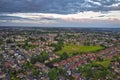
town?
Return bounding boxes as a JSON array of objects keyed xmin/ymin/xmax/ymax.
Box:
[{"xmin": 0, "ymin": 27, "xmax": 120, "ymax": 80}]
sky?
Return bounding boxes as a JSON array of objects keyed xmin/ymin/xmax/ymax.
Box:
[{"xmin": 0, "ymin": 0, "xmax": 120, "ymax": 27}]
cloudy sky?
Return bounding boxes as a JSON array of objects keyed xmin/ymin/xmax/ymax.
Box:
[{"xmin": 0, "ymin": 0, "xmax": 120, "ymax": 27}]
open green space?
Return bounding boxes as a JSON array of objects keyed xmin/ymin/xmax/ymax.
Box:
[
  {"xmin": 77, "ymin": 62, "xmax": 112, "ymax": 80},
  {"xmin": 92, "ymin": 59, "xmax": 111, "ymax": 68},
  {"xmin": 75, "ymin": 55, "xmax": 120, "ymax": 80},
  {"xmin": 57, "ymin": 44, "xmax": 104, "ymax": 56}
]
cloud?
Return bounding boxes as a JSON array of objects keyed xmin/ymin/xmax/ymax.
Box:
[
  {"xmin": 2, "ymin": 11, "xmax": 119, "ymax": 20},
  {"xmin": 0, "ymin": 15, "xmax": 33, "ymax": 21},
  {"xmin": 0, "ymin": 11, "xmax": 120, "ymax": 27},
  {"xmin": 0, "ymin": 0, "xmax": 120, "ymax": 14}
]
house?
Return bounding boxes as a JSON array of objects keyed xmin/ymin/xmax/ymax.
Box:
[
  {"xmin": 15, "ymin": 36, "xmax": 26, "ymax": 42},
  {"xmin": 34, "ymin": 62, "xmax": 49, "ymax": 73},
  {"xmin": 5, "ymin": 61, "xmax": 13, "ymax": 69},
  {"xmin": 0, "ymin": 72, "xmax": 6, "ymax": 80},
  {"xmin": 17, "ymin": 73, "xmax": 24, "ymax": 79}
]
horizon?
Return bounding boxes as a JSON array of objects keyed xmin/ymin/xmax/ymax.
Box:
[
  {"xmin": 1, "ymin": 26, "xmax": 120, "ymax": 30},
  {"xmin": 0, "ymin": 26, "xmax": 120, "ymax": 28}
]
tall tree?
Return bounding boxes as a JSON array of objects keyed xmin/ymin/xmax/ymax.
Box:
[{"xmin": 48, "ymin": 68, "xmax": 58, "ymax": 80}]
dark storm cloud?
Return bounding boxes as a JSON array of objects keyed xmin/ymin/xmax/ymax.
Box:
[
  {"xmin": 40, "ymin": 17, "xmax": 60, "ymax": 21},
  {"xmin": 0, "ymin": 15, "xmax": 32, "ymax": 20},
  {"xmin": 0, "ymin": 0, "xmax": 120, "ymax": 14}
]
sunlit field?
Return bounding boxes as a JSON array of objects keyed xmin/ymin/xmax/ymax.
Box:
[{"xmin": 57, "ymin": 44, "xmax": 104, "ymax": 55}]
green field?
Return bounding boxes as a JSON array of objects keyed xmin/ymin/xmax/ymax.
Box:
[
  {"xmin": 92, "ymin": 59, "xmax": 111, "ymax": 68},
  {"xmin": 57, "ymin": 44, "xmax": 104, "ymax": 55}
]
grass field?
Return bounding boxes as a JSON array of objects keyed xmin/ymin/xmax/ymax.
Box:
[
  {"xmin": 92, "ymin": 59, "xmax": 111, "ymax": 68},
  {"xmin": 57, "ymin": 44, "xmax": 104, "ymax": 55}
]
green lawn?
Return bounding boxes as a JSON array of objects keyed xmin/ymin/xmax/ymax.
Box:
[
  {"xmin": 92, "ymin": 59, "xmax": 111, "ymax": 68},
  {"xmin": 57, "ymin": 44, "xmax": 104, "ymax": 55},
  {"xmin": 77, "ymin": 59, "xmax": 112, "ymax": 79}
]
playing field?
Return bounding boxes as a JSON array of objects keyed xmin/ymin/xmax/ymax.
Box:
[{"xmin": 57, "ymin": 44, "xmax": 104, "ymax": 55}]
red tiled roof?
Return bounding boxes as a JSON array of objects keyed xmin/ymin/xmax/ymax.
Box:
[{"xmin": 5, "ymin": 61, "xmax": 13, "ymax": 68}]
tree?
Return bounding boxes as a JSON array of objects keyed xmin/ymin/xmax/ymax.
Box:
[
  {"xmin": 51, "ymin": 39, "xmax": 63, "ymax": 52},
  {"xmin": 31, "ymin": 52, "xmax": 49, "ymax": 64},
  {"xmin": 58, "ymin": 67, "xmax": 66, "ymax": 76},
  {"xmin": 6, "ymin": 39, "xmax": 13, "ymax": 43},
  {"xmin": 60, "ymin": 52, "xmax": 69, "ymax": 60},
  {"xmin": 0, "ymin": 39, "xmax": 3, "ymax": 45},
  {"xmin": 32, "ymin": 68, "xmax": 39, "ymax": 76},
  {"xmin": 40, "ymin": 37, "xmax": 46, "ymax": 41},
  {"xmin": 84, "ymin": 41, "xmax": 90, "ymax": 46},
  {"xmin": 48, "ymin": 68, "xmax": 58, "ymax": 80},
  {"xmin": 41, "ymin": 52, "xmax": 49, "ymax": 61},
  {"xmin": 68, "ymin": 75, "xmax": 75, "ymax": 80}
]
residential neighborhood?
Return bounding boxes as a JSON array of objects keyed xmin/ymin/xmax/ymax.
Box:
[
  {"xmin": 0, "ymin": 0, "xmax": 120, "ymax": 79},
  {"xmin": 0, "ymin": 27, "xmax": 120, "ymax": 80}
]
